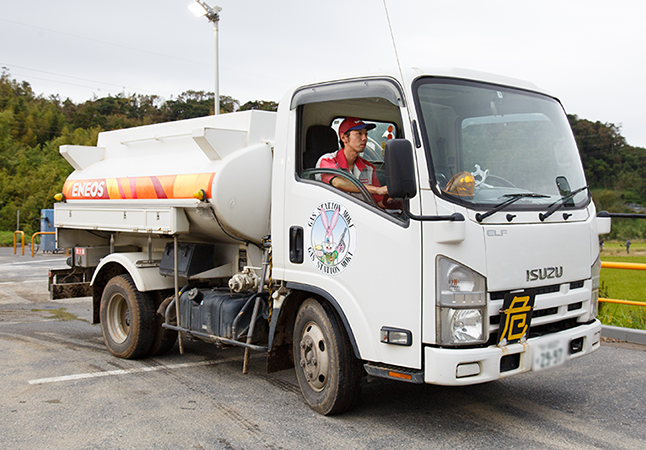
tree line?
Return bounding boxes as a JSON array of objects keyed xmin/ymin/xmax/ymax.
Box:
[
  {"xmin": 1, "ymin": 70, "xmax": 645, "ymax": 239},
  {"xmin": 569, "ymin": 114, "xmax": 646, "ymax": 240}
]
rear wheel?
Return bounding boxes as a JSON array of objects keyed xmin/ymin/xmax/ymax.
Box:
[
  {"xmin": 293, "ymin": 298, "xmax": 363, "ymax": 415},
  {"xmin": 148, "ymin": 292, "xmax": 178, "ymax": 356},
  {"xmin": 100, "ymin": 274, "xmax": 155, "ymax": 359}
]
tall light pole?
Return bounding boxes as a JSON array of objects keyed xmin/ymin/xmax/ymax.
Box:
[{"xmin": 189, "ymin": 1, "xmax": 222, "ymax": 115}]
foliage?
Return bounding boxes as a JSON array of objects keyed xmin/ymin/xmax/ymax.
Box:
[
  {"xmin": 0, "ymin": 231, "xmax": 14, "ymax": 246},
  {"xmin": 0, "ymin": 70, "xmax": 274, "ymax": 237},
  {"xmin": 569, "ymin": 114, "xmax": 646, "ymax": 200},
  {"xmin": 165, "ymin": 90, "xmax": 214, "ymax": 119},
  {"xmin": 239, "ymin": 100, "xmax": 278, "ymax": 112},
  {"xmin": 566, "ymin": 114, "xmax": 646, "ymax": 240},
  {"xmin": 599, "ymin": 302, "xmax": 646, "ymax": 330},
  {"xmin": 591, "ymin": 189, "xmax": 646, "ymax": 239}
]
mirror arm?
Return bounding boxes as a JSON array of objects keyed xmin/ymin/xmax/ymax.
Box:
[{"xmin": 402, "ymin": 199, "xmax": 465, "ymax": 222}]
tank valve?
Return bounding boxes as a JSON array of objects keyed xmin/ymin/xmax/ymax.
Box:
[{"xmin": 228, "ymin": 267, "xmax": 260, "ymax": 293}]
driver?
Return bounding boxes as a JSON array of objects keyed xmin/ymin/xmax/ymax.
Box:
[{"xmin": 316, "ymin": 117, "xmax": 389, "ymax": 207}]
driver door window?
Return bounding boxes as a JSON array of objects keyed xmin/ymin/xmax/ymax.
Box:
[
  {"xmin": 330, "ymin": 117, "xmax": 396, "ymax": 187},
  {"xmin": 300, "ymin": 116, "xmax": 403, "ymax": 217}
]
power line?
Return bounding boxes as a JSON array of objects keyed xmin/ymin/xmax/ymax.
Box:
[
  {"xmin": 3, "ymin": 64, "xmax": 175, "ymax": 98},
  {"xmin": 5, "ymin": 63, "xmax": 149, "ymax": 90}
]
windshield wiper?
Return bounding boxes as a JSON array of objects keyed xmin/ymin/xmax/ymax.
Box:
[
  {"xmin": 538, "ymin": 186, "xmax": 589, "ymax": 221},
  {"xmin": 476, "ymin": 193, "xmax": 549, "ymax": 222}
]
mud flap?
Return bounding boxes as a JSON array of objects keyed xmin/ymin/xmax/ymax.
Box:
[{"xmin": 49, "ymin": 268, "xmax": 93, "ymax": 300}]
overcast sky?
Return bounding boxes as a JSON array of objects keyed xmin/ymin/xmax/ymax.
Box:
[{"xmin": 1, "ymin": 0, "xmax": 645, "ymax": 147}]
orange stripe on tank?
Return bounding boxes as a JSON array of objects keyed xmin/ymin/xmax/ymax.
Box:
[
  {"xmin": 106, "ymin": 179, "xmax": 121, "ymax": 199},
  {"xmin": 62, "ymin": 180, "xmax": 73, "ymax": 197},
  {"xmin": 156, "ymin": 175, "xmax": 177, "ymax": 198},
  {"xmin": 135, "ymin": 177, "xmax": 157, "ymax": 199},
  {"xmin": 61, "ymin": 173, "xmax": 215, "ymax": 200},
  {"xmin": 119, "ymin": 178, "xmax": 133, "ymax": 199},
  {"xmin": 173, "ymin": 173, "xmax": 215, "ymax": 198}
]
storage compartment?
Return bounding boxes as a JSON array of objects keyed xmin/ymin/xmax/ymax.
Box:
[
  {"xmin": 159, "ymin": 242, "xmax": 216, "ymax": 278},
  {"xmin": 73, "ymin": 245, "xmax": 138, "ymax": 267}
]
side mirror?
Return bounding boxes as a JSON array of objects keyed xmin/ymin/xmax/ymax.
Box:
[
  {"xmin": 385, "ymin": 139, "xmax": 417, "ymax": 200},
  {"xmin": 596, "ymin": 211, "xmax": 612, "ymax": 235}
]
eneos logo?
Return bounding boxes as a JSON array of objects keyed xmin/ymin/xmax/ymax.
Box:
[{"xmin": 70, "ymin": 180, "xmax": 107, "ymax": 199}]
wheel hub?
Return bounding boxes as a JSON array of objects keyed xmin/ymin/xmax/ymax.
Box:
[
  {"xmin": 299, "ymin": 321, "xmax": 329, "ymax": 391},
  {"xmin": 106, "ymin": 293, "xmax": 130, "ymax": 344}
]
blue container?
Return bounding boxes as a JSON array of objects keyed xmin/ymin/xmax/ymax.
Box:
[{"xmin": 40, "ymin": 209, "xmax": 56, "ymax": 252}]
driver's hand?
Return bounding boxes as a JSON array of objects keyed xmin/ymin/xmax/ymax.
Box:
[
  {"xmin": 382, "ymin": 195, "xmax": 403, "ymax": 213},
  {"xmin": 371, "ymin": 185, "xmax": 389, "ymax": 196}
]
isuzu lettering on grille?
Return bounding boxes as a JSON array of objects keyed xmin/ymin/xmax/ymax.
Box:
[{"xmin": 526, "ymin": 267, "xmax": 563, "ymax": 282}]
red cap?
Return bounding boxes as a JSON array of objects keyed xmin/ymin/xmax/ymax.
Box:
[{"xmin": 338, "ymin": 117, "xmax": 376, "ymax": 138}]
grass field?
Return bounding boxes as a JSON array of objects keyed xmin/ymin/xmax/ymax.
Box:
[
  {"xmin": 598, "ymin": 240, "xmax": 646, "ymax": 330},
  {"xmin": 0, "ymin": 231, "xmax": 42, "ymax": 248},
  {"xmin": 0, "ymin": 231, "xmax": 18, "ymax": 247}
]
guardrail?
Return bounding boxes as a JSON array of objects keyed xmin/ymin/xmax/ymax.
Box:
[
  {"xmin": 13, "ymin": 231, "xmax": 25, "ymax": 255},
  {"xmin": 12, "ymin": 231, "xmax": 58, "ymax": 257},
  {"xmin": 31, "ymin": 232, "xmax": 56, "ymax": 257},
  {"xmin": 599, "ymin": 261, "xmax": 646, "ymax": 307}
]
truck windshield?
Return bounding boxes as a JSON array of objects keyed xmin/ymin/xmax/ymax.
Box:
[{"xmin": 413, "ymin": 78, "xmax": 588, "ymax": 211}]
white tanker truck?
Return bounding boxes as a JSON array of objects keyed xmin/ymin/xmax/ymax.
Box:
[{"xmin": 50, "ymin": 68, "xmax": 610, "ymax": 415}]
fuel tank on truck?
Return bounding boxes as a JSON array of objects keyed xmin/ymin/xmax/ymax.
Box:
[{"xmin": 55, "ymin": 110, "xmax": 276, "ymax": 244}]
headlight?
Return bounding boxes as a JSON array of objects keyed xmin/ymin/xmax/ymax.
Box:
[
  {"xmin": 442, "ymin": 308, "xmax": 484, "ymax": 343},
  {"xmin": 437, "ymin": 257, "xmax": 487, "ymax": 345},
  {"xmin": 590, "ymin": 255, "xmax": 601, "ymax": 319}
]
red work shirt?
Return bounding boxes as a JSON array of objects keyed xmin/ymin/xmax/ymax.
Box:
[{"xmin": 316, "ymin": 149, "xmax": 384, "ymax": 204}]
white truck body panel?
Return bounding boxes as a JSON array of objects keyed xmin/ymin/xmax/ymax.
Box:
[
  {"xmin": 91, "ymin": 252, "xmax": 181, "ymax": 292},
  {"xmin": 424, "ymin": 321, "xmax": 601, "ymax": 385},
  {"xmin": 54, "ymin": 204, "xmax": 190, "ymax": 235}
]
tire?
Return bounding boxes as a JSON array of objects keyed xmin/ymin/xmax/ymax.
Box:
[
  {"xmin": 293, "ymin": 298, "xmax": 363, "ymax": 415},
  {"xmin": 148, "ymin": 293, "xmax": 177, "ymax": 357},
  {"xmin": 100, "ymin": 274, "xmax": 155, "ymax": 359}
]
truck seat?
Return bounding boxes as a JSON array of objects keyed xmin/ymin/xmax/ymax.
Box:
[{"xmin": 304, "ymin": 125, "xmax": 339, "ymax": 169}]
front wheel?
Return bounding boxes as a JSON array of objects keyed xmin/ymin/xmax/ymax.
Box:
[
  {"xmin": 293, "ymin": 298, "xmax": 363, "ymax": 415},
  {"xmin": 100, "ymin": 274, "xmax": 155, "ymax": 359}
]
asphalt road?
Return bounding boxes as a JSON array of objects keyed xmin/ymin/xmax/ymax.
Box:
[{"xmin": 1, "ymin": 247, "xmax": 645, "ymax": 450}]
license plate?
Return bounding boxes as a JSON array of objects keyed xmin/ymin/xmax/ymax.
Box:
[{"xmin": 533, "ymin": 337, "xmax": 567, "ymax": 371}]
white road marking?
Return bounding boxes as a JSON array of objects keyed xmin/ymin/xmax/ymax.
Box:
[
  {"xmin": 0, "ymin": 257, "xmax": 67, "ymax": 266},
  {"xmin": 0, "ymin": 280, "xmax": 43, "ymax": 285},
  {"xmin": 0, "ymin": 320, "xmax": 59, "ymax": 326},
  {"xmin": 56, "ymin": 297, "xmax": 92, "ymax": 303},
  {"xmin": 28, "ymin": 357, "xmax": 243, "ymax": 385}
]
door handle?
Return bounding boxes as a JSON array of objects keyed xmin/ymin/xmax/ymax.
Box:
[{"xmin": 289, "ymin": 226, "xmax": 303, "ymax": 264}]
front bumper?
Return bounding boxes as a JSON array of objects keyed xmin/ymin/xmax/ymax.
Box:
[{"xmin": 424, "ymin": 319, "xmax": 601, "ymax": 385}]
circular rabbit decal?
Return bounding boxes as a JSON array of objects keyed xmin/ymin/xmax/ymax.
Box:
[{"xmin": 307, "ymin": 202, "xmax": 356, "ymax": 275}]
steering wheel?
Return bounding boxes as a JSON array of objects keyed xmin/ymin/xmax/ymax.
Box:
[
  {"xmin": 301, "ymin": 168, "xmax": 379, "ymax": 208},
  {"xmin": 485, "ymin": 175, "xmax": 517, "ymax": 188},
  {"xmin": 435, "ymin": 172, "xmax": 449, "ymax": 189},
  {"xmin": 471, "ymin": 164, "xmax": 517, "ymax": 189}
]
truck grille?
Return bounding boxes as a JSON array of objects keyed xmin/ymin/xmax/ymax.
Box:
[
  {"xmin": 487, "ymin": 279, "xmax": 588, "ymax": 340},
  {"xmin": 489, "ymin": 280, "xmax": 584, "ymax": 301}
]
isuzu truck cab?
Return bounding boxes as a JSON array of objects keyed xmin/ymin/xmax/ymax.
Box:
[{"xmin": 51, "ymin": 67, "xmax": 608, "ymax": 415}]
